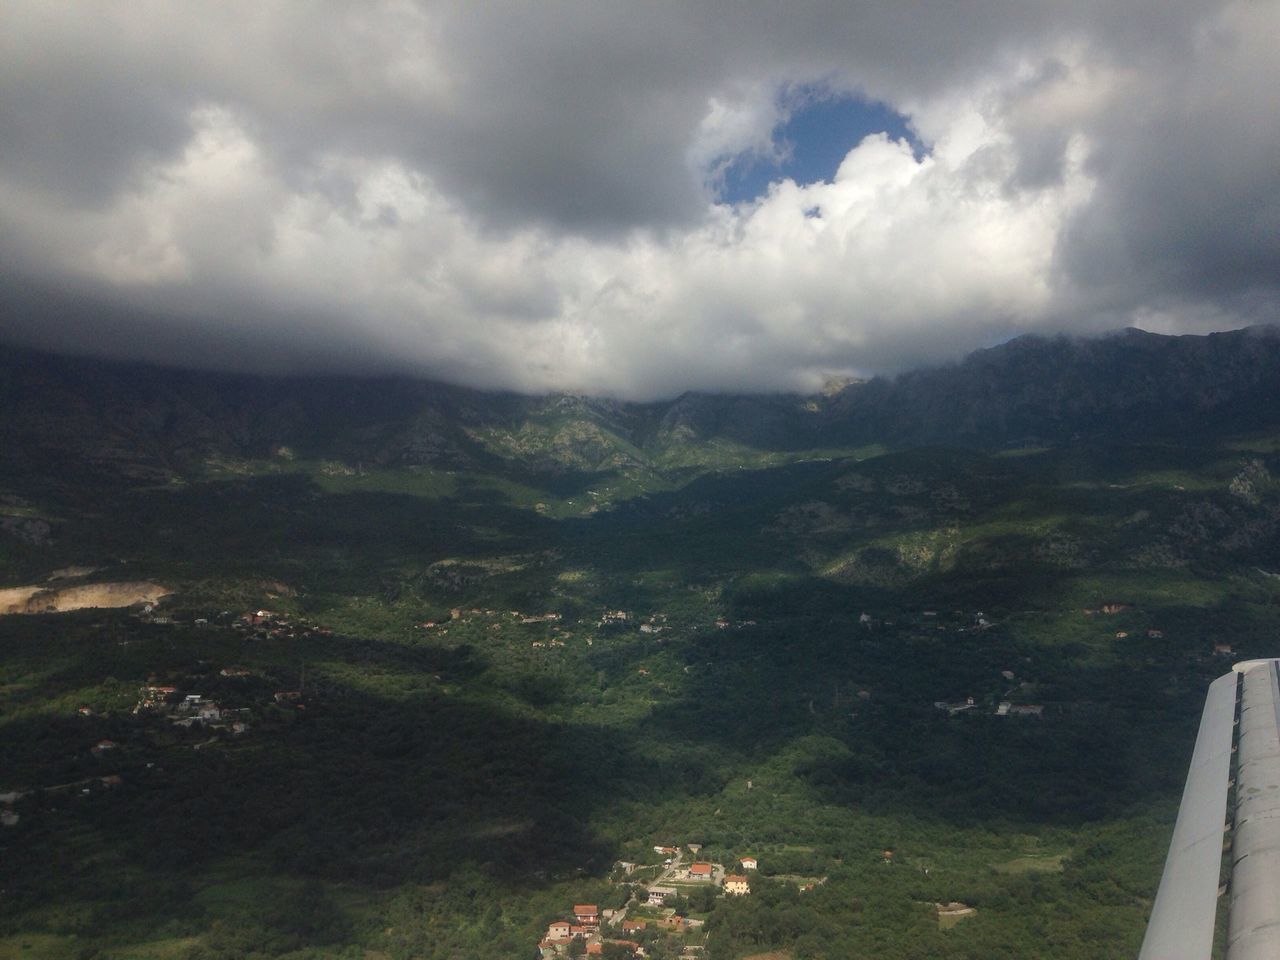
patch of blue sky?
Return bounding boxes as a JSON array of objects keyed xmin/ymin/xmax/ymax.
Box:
[{"xmin": 717, "ymin": 91, "xmax": 925, "ymax": 205}]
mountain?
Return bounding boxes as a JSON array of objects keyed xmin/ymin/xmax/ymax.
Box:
[
  {"xmin": 826, "ymin": 325, "xmax": 1280, "ymax": 445},
  {"xmin": 3, "ymin": 326, "xmax": 1279, "ymax": 485}
]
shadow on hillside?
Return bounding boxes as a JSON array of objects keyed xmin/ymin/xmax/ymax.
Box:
[
  {"xmin": 616, "ymin": 556, "xmax": 1212, "ymax": 829},
  {"xmin": 0, "ymin": 628, "xmax": 672, "ymax": 938}
]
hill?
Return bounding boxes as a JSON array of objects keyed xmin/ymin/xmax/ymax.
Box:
[{"xmin": 1, "ymin": 327, "xmax": 1279, "ymax": 959}]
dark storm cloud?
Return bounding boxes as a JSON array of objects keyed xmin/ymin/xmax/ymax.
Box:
[
  {"xmin": 1057, "ymin": 2, "xmax": 1280, "ymax": 310},
  {"xmin": 0, "ymin": 1, "xmax": 1276, "ymax": 398}
]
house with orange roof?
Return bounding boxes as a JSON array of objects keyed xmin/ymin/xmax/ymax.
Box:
[
  {"xmin": 573, "ymin": 904, "xmax": 599, "ymax": 927},
  {"xmin": 688, "ymin": 862, "xmax": 713, "ymax": 879},
  {"xmin": 739, "ymin": 855, "xmax": 758, "ymax": 870}
]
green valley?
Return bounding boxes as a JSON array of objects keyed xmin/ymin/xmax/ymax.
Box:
[{"xmin": 3, "ymin": 331, "xmax": 1280, "ymax": 959}]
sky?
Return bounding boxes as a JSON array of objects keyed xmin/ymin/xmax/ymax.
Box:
[
  {"xmin": 1, "ymin": 1, "xmax": 1278, "ymax": 399},
  {"xmin": 715, "ymin": 90, "xmax": 921, "ymax": 205}
]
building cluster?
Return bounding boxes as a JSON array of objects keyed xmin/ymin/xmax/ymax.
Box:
[
  {"xmin": 234, "ymin": 609, "xmax": 327, "ymax": 641},
  {"xmin": 536, "ymin": 846, "xmax": 763, "ymax": 956},
  {"xmin": 133, "ymin": 685, "xmax": 252, "ymax": 733},
  {"xmin": 638, "ymin": 614, "xmax": 668, "ymax": 635},
  {"xmin": 539, "ymin": 904, "xmax": 643, "ymax": 957}
]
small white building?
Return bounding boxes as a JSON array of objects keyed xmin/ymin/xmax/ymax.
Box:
[{"xmin": 648, "ymin": 886, "xmax": 677, "ymax": 906}]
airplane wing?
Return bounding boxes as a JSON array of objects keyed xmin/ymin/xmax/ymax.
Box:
[{"xmin": 1140, "ymin": 659, "xmax": 1280, "ymax": 960}]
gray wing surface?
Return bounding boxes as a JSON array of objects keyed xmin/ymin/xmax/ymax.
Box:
[
  {"xmin": 1225, "ymin": 660, "xmax": 1280, "ymax": 960},
  {"xmin": 1138, "ymin": 669, "xmax": 1239, "ymax": 960}
]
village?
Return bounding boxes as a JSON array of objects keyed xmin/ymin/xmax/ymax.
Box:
[
  {"xmin": 3, "ymin": 586, "xmax": 1242, "ymax": 951},
  {"xmin": 137, "ymin": 599, "xmax": 1239, "ymax": 740},
  {"xmin": 1, "ymin": 607, "xmax": 317, "ymax": 833},
  {"xmin": 127, "ymin": 609, "xmax": 313, "ymax": 738},
  {"xmin": 537, "ymin": 846, "xmax": 762, "ymax": 959}
]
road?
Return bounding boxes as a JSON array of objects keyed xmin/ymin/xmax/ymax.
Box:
[{"xmin": 653, "ymin": 848, "xmax": 684, "ymax": 885}]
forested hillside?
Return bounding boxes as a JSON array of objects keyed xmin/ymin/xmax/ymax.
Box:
[{"xmin": 3, "ymin": 329, "xmax": 1279, "ymax": 959}]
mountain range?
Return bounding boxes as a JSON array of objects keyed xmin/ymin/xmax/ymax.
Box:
[{"xmin": 3, "ymin": 326, "xmax": 1279, "ymax": 483}]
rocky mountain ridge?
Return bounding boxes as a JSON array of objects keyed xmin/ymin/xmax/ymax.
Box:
[{"xmin": 2, "ymin": 325, "xmax": 1278, "ymax": 481}]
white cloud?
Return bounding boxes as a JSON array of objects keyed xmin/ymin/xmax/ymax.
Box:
[
  {"xmin": 688, "ymin": 83, "xmax": 786, "ymax": 193},
  {"xmin": 0, "ymin": 1, "xmax": 1276, "ymax": 396}
]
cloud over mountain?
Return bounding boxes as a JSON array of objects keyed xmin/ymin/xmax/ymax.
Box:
[{"xmin": 1, "ymin": 1, "xmax": 1277, "ymax": 398}]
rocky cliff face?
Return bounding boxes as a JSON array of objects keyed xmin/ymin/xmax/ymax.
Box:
[{"xmin": 822, "ymin": 326, "xmax": 1280, "ymax": 445}]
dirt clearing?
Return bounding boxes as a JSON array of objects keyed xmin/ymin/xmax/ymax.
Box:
[{"xmin": 0, "ymin": 581, "xmax": 169, "ymax": 614}]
